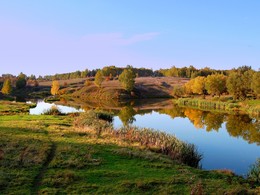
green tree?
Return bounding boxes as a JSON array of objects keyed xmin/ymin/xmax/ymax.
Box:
[
  {"xmin": 119, "ymin": 67, "xmax": 136, "ymax": 92},
  {"xmin": 205, "ymin": 74, "xmax": 227, "ymax": 97},
  {"xmin": 1, "ymin": 79, "xmax": 12, "ymax": 95},
  {"xmin": 51, "ymin": 80, "xmax": 60, "ymax": 95},
  {"xmin": 227, "ymin": 72, "xmax": 246, "ymax": 100},
  {"xmin": 16, "ymin": 73, "xmax": 27, "ymax": 89},
  {"xmin": 172, "ymin": 85, "xmax": 185, "ymax": 98},
  {"xmin": 94, "ymin": 70, "xmax": 104, "ymax": 88},
  {"xmin": 251, "ymin": 71, "xmax": 260, "ymax": 97}
]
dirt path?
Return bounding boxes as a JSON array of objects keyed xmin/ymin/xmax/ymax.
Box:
[{"xmin": 31, "ymin": 141, "xmax": 56, "ymax": 194}]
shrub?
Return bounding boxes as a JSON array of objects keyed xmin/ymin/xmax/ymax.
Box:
[
  {"xmin": 247, "ymin": 158, "xmax": 260, "ymax": 185},
  {"xmin": 74, "ymin": 110, "xmax": 113, "ymax": 136},
  {"xmin": 43, "ymin": 105, "xmax": 62, "ymax": 115},
  {"xmin": 172, "ymin": 86, "xmax": 185, "ymax": 98},
  {"xmin": 84, "ymin": 79, "xmax": 92, "ymax": 86}
]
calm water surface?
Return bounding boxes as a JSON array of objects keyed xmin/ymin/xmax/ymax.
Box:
[
  {"xmin": 30, "ymin": 99, "xmax": 260, "ymax": 175},
  {"xmin": 29, "ymin": 100, "xmax": 84, "ymax": 115}
]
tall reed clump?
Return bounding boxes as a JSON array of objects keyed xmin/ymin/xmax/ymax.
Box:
[
  {"xmin": 109, "ymin": 126, "xmax": 202, "ymax": 168},
  {"xmin": 177, "ymin": 98, "xmax": 239, "ymax": 111}
]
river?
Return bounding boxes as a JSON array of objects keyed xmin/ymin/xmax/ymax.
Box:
[{"xmin": 30, "ymin": 99, "xmax": 260, "ymax": 176}]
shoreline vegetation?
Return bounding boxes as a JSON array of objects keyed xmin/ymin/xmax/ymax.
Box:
[
  {"xmin": 175, "ymin": 98, "xmax": 260, "ymax": 118},
  {"xmin": 0, "ymin": 101, "xmax": 259, "ymax": 194}
]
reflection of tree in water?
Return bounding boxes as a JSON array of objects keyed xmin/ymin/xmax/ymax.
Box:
[
  {"xmin": 184, "ymin": 108, "xmax": 205, "ymax": 129},
  {"xmin": 160, "ymin": 106, "xmax": 259, "ymax": 145},
  {"xmin": 204, "ymin": 112, "xmax": 224, "ymax": 132},
  {"xmin": 118, "ymin": 105, "xmax": 136, "ymax": 126},
  {"xmin": 158, "ymin": 105, "xmax": 185, "ymax": 119},
  {"xmin": 226, "ymin": 115, "xmax": 260, "ymax": 145}
]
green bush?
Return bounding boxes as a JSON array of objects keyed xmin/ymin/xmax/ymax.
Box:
[{"xmin": 247, "ymin": 158, "xmax": 260, "ymax": 185}]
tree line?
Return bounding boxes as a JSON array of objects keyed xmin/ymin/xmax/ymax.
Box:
[
  {"xmin": 1, "ymin": 65, "xmax": 259, "ymax": 99},
  {"xmin": 172, "ymin": 67, "xmax": 259, "ymax": 100}
]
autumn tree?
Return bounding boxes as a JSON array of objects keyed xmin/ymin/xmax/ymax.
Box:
[
  {"xmin": 251, "ymin": 71, "xmax": 260, "ymax": 97},
  {"xmin": 51, "ymin": 80, "xmax": 60, "ymax": 95},
  {"xmin": 184, "ymin": 79, "xmax": 195, "ymax": 95},
  {"xmin": 192, "ymin": 76, "xmax": 206, "ymax": 97},
  {"xmin": 94, "ymin": 70, "xmax": 104, "ymax": 88},
  {"xmin": 172, "ymin": 86, "xmax": 185, "ymax": 98},
  {"xmin": 205, "ymin": 74, "xmax": 227, "ymax": 97},
  {"xmin": 1, "ymin": 78, "xmax": 12, "ymax": 95},
  {"xmin": 119, "ymin": 67, "xmax": 136, "ymax": 92},
  {"xmin": 226, "ymin": 71, "xmax": 252, "ymax": 100}
]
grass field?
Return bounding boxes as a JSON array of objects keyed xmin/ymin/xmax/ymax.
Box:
[{"xmin": 0, "ymin": 101, "xmax": 259, "ymax": 194}]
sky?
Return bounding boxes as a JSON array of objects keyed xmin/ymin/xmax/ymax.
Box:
[{"xmin": 0, "ymin": 0, "xmax": 259, "ymax": 76}]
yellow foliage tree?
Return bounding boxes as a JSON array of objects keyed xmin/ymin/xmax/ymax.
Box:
[
  {"xmin": 51, "ymin": 80, "xmax": 60, "ymax": 95},
  {"xmin": 94, "ymin": 70, "xmax": 104, "ymax": 88},
  {"xmin": 192, "ymin": 76, "xmax": 206, "ymax": 95},
  {"xmin": 1, "ymin": 79, "xmax": 12, "ymax": 95},
  {"xmin": 205, "ymin": 74, "xmax": 227, "ymax": 97}
]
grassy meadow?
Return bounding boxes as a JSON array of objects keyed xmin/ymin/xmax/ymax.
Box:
[{"xmin": 0, "ymin": 101, "xmax": 259, "ymax": 194}]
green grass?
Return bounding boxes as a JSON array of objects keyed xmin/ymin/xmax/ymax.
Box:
[
  {"xmin": 0, "ymin": 101, "xmax": 35, "ymax": 115},
  {"xmin": 0, "ymin": 101, "xmax": 259, "ymax": 194}
]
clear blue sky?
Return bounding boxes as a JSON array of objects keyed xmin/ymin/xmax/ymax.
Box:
[{"xmin": 0, "ymin": 0, "xmax": 259, "ymax": 76}]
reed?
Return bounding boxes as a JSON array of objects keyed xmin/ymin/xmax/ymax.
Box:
[
  {"xmin": 177, "ymin": 98, "xmax": 239, "ymax": 111},
  {"xmin": 109, "ymin": 126, "xmax": 202, "ymax": 168},
  {"xmin": 74, "ymin": 111, "xmax": 202, "ymax": 167}
]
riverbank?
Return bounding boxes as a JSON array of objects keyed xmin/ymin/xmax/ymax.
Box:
[
  {"xmin": 0, "ymin": 101, "xmax": 259, "ymax": 194},
  {"xmin": 175, "ymin": 98, "xmax": 260, "ymax": 118}
]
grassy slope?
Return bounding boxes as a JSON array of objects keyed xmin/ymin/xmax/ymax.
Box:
[
  {"xmin": 40, "ymin": 77, "xmax": 189, "ymax": 99},
  {"xmin": 0, "ymin": 102, "xmax": 259, "ymax": 194}
]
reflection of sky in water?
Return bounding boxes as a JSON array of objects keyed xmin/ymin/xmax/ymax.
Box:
[
  {"xmin": 29, "ymin": 101, "xmax": 84, "ymax": 115},
  {"xmin": 113, "ymin": 111, "xmax": 260, "ymax": 176}
]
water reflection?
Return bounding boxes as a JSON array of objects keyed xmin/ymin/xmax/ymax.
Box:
[
  {"xmin": 29, "ymin": 100, "xmax": 84, "ymax": 115},
  {"xmin": 156, "ymin": 106, "xmax": 259, "ymax": 145}
]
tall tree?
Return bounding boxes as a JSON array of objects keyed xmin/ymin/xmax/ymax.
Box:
[
  {"xmin": 251, "ymin": 71, "xmax": 260, "ymax": 97},
  {"xmin": 16, "ymin": 72, "xmax": 27, "ymax": 89},
  {"xmin": 192, "ymin": 76, "xmax": 206, "ymax": 96},
  {"xmin": 51, "ymin": 80, "xmax": 60, "ymax": 95},
  {"xmin": 184, "ymin": 79, "xmax": 195, "ymax": 95},
  {"xmin": 94, "ymin": 70, "xmax": 104, "ymax": 88},
  {"xmin": 1, "ymin": 79, "xmax": 12, "ymax": 95},
  {"xmin": 227, "ymin": 72, "xmax": 248, "ymax": 100},
  {"xmin": 205, "ymin": 74, "xmax": 227, "ymax": 97},
  {"xmin": 119, "ymin": 67, "xmax": 136, "ymax": 92}
]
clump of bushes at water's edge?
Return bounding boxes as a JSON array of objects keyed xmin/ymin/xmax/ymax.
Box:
[
  {"xmin": 247, "ymin": 158, "xmax": 260, "ymax": 186},
  {"xmin": 74, "ymin": 111, "xmax": 202, "ymax": 168},
  {"xmin": 42, "ymin": 105, "xmax": 63, "ymax": 115}
]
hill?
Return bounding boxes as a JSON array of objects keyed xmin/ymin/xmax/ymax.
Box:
[{"xmin": 40, "ymin": 77, "xmax": 190, "ymax": 100}]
